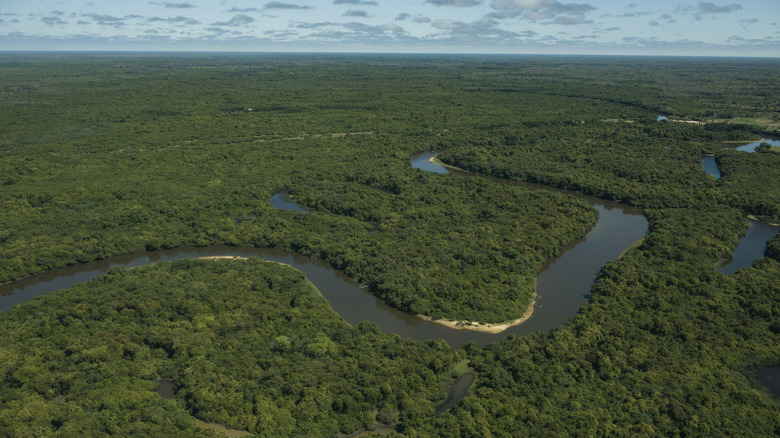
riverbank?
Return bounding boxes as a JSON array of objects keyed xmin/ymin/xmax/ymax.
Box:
[
  {"xmin": 618, "ymin": 236, "xmax": 646, "ymax": 259},
  {"xmin": 747, "ymin": 214, "xmax": 780, "ymax": 227},
  {"xmin": 197, "ymin": 256, "xmax": 248, "ymax": 261},
  {"xmin": 418, "ymin": 298, "xmax": 536, "ymax": 334},
  {"xmin": 429, "ymin": 154, "xmax": 460, "ymax": 171}
]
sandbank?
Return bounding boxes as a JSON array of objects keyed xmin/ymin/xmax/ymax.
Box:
[{"xmin": 418, "ymin": 298, "xmax": 535, "ymax": 334}]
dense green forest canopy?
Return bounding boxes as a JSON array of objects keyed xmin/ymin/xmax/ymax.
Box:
[
  {"xmin": 1, "ymin": 53, "xmax": 778, "ymax": 436},
  {"xmin": 0, "ymin": 259, "xmax": 459, "ymax": 436}
]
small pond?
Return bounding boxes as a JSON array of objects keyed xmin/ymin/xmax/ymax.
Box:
[
  {"xmin": 702, "ymin": 156, "xmax": 721, "ymax": 179},
  {"xmin": 156, "ymin": 380, "xmax": 175, "ymax": 400},
  {"xmin": 436, "ymin": 372, "xmax": 477, "ymax": 414},
  {"xmin": 270, "ymin": 192, "xmax": 309, "ymax": 212}
]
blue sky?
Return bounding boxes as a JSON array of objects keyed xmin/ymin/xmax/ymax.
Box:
[{"xmin": 1, "ymin": 0, "xmax": 778, "ymax": 56}]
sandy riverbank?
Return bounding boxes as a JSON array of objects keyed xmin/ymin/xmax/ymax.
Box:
[
  {"xmin": 428, "ymin": 154, "xmax": 460, "ymax": 171},
  {"xmin": 418, "ymin": 298, "xmax": 536, "ymax": 334},
  {"xmin": 746, "ymin": 214, "xmax": 780, "ymax": 227},
  {"xmin": 198, "ymin": 256, "xmax": 299, "ymax": 269},
  {"xmin": 197, "ymin": 256, "xmax": 249, "ymax": 261}
]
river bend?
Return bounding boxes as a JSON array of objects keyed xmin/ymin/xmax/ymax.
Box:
[{"xmin": 2, "ymin": 152, "xmax": 652, "ymax": 348}]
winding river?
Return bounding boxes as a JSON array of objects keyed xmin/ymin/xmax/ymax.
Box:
[
  {"xmin": 0, "ymin": 153, "xmax": 648, "ymax": 348},
  {"xmin": 2, "ymin": 151, "xmax": 771, "ymax": 348}
]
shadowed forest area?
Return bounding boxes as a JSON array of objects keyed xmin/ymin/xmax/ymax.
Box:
[{"xmin": 0, "ymin": 53, "xmax": 778, "ymax": 436}]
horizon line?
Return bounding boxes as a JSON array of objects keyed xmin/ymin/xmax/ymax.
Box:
[{"xmin": 1, "ymin": 49, "xmax": 778, "ymax": 60}]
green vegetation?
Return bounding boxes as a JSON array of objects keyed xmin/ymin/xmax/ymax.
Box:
[
  {"xmin": 438, "ymin": 116, "xmax": 778, "ymax": 219},
  {"xmin": 0, "ymin": 259, "xmax": 458, "ymax": 437},
  {"xmin": 415, "ymin": 206, "xmax": 780, "ymax": 436},
  {"xmin": 1, "ymin": 53, "xmax": 778, "ymax": 436},
  {"xmin": 715, "ymin": 149, "xmax": 780, "ymax": 217},
  {"xmin": 0, "ymin": 53, "xmax": 608, "ymax": 323}
]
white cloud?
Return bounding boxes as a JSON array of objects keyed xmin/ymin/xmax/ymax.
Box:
[
  {"xmin": 343, "ymin": 10, "xmax": 369, "ymax": 17},
  {"xmin": 490, "ymin": 0, "xmax": 595, "ymax": 24},
  {"xmin": 334, "ymin": 0, "xmax": 378, "ymax": 5},
  {"xmin": 296, "ymin": 22, "xmax": 338, "ymax": 29},
  {"xmin": 42, "ymin": 16, "xmax": 68, "ymax": 26},
  {"xmin": 81, "ymin": 14, "xmax": 128, "ymax": 27},
  {"xmin": 148, "ymin": 16, "xmax": 200, "ymax": 25},
  {"xmin": 553, "ymin": 13, "xmax": 590, "ymax": 25},
  {"xmin": 265, "ymin": 2, "xmax": 315, "ymax": 9},
  {"xmin": 492, "ymin": 0, "xmax": 555, "ymax": 10},
  {"xmin": 429, "ymin": 16, "xmax": 528, "ymax": 42},
  {"xmin": 433, "ymin": 19, "xmax": 461, "ymax": 29},
  {"xmin": 425, "ymin": 0, "xmax": 482, "ymax": 7},
  {"xmin": 212, "ymin": 14, "xmax": 256, "ymax": 26},
  {"xmin": 380, "ymin": 23, "xmax": 404, "ymax": 33},
  {"xmin": 698, "ymin": 2, "xmax": 742, "ymax": 14},
  {"xmin": 343, "ymin": 21, "xmax": 404, "ymax": 34},
  {"xmin": 150, "ymin": 2, "xmax": 197, "ymax": 8}
]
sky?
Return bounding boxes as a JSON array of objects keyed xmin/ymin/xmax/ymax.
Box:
[{"xmin": 0, "ymin": 0, "xmax": 778, "ymax": 56}]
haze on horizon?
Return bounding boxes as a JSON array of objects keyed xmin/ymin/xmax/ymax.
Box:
[{"xmin": 1, "ymin": 0, "xmax": 778, "ymax": 57}]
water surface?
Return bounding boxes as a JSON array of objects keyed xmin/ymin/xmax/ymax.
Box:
[
  {"xmin": 719, "ymin": 219, "xmax": 779, "ymax": 274},
  {"xmin": 156, "ymin": 380, "xmax": 175, "ymax": 400},
  {"xmin": 756, "ymin": 366, "xmax": 780, "ymax": 398},
  {"xmin": 735, "ymin": 138, "xmax": 780, "ymax": 153},
  {"xmin": 409, "ymin": 151, "xmax": 648, "ymax": 341},
  {"xmin": 410, "ymin": 151, "xmax": 449, "ymax": 174},
  {"xmin": 6, "ymin": 152, "xmax": 769, "ymax": 348},
  {"xmin": 1, "ymin": 163, "xmax": 648, "ymax": 348},
  {"xmin": 702, "ymin": 156, "xmax": 721, "ymax": 179},
  {"xmin": 436, "ymin": 372, "xmax": 477, "ymax": 414},
  {"xmin": 270, "ymin": 192, "xmax": 309, "ymax": 212}
]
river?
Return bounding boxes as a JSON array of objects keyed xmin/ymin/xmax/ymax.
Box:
[
  {"xmin": 4, "ymin": 152, "xmax": 772, "ymax": 348},
  {"xmin": 0, "ymin": 155, "xmax": 648, "ymax": 348},
  {"xmin": 719, "ymin": 218, "xmax": 780, "ymax": 274}
]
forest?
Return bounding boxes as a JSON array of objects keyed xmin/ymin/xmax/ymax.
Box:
[{"xmin": 0, "ymin": 53, "xmax": 778, "ymax": 436}]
